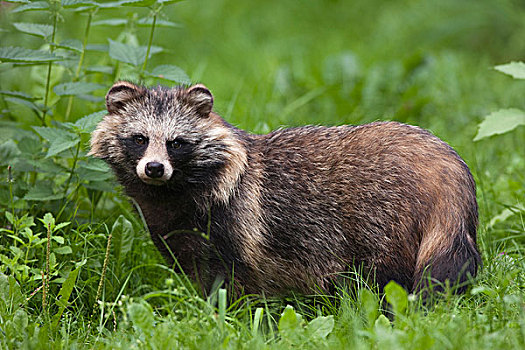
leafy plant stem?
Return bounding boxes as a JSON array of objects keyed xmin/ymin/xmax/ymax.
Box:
[
  {"xmin": 61, "ymin": 142, "xmax": 81, "ymax": 208},
  {"xmin": 43, "ymin": 222, "xmax": 51, "ymax": 314},
  {"xmin": 42, "ymin": 11, "xmax": 59, "ymax": 126},
  {"xmin": 140, "ymin": 11, "xmax": 157, "ymax": 77},
  {"xmin": 65, "ymin": 10, "xmax": 94, "ymax": 121}
]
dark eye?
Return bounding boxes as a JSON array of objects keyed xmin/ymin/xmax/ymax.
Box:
[
  {"xmin": 169, "ymin": 140, "xmax": 182, "ymax": 149},
  {"xmin": 134, "ymin": 135, "xmax": 147, "ymax": 146}
]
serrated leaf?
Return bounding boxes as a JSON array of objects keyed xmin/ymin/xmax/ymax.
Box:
[
  {"xmin": 13, "ymin": 22, "xmax": 53, "ymax": 38},
  {"xmin": 108, "ymin": 39, "xmax": 146, "ymax": 66},
  {"xmin": 0, "ymin": 140, "xmax": 21, "ymax": 166},
  {"xmin": 11, "ymin": 1, "xmax": 48, "ymax": 13},
  {"xmin": 24, "ymin": 185, "xmax": 64, "ymax": 201},
  {"xmin": 384, "ymin": 281, "xmax": 408, "ymax": 316},
  {"xmin": 147, "ymin": 64, "xmax": 190, "ymax": 84},
  {"xmin": 0, "ymin": 90, "xmax": 38, "ymax": 101},
  {"xmin": 92, "ymin": 19, "xmax": 127, "ymax": 26},
  {"xmin": 495, "ymin": 61, "xmax": 525, "ymax": 80},
  {"xmin": 120, "ymin": 0, "xmax": 157, "ymax": 7},
  {"xmin": 56, "ymin": 39, "xmax": 83, "ymax": 53},
  {"xmin": 137, "ymin": 18, "xmax": 181, "ymax": 27},
  {"xmin": 51, "ymin": 267, "xmax": 80, "ymax": 330},
  {"xmin": 474, "ymin": 108, "xmax": 525, "ymax": 141},
  {"xmin": 62, "ymin": 0, "xmax": 97, "ymax": 8},
  {"xmin": 306, "ymin": 315, "xmax": 334, "ymax": 339},
  {"xmin": 73, "ymin": 110, "xmax": 106, "ymax": 133},
  {"xmin": 53, "ymin": 82, "xmax": 104, "ymax": 96},
  {"xmin": 0, "ymin": 47, "xmax": 60, "ymax": 63},
  {"xmin": 4, "ymin": 97, "xmax": 42, "ymax": 112}
]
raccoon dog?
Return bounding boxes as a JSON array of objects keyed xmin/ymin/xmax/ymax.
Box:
[{"xmin": 90, "ymin": 81, "xmax": 481, "ymax": 296}]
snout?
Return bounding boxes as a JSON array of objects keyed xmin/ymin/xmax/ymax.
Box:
[{"xmin": 136, "ymin": 158, "xmax": 173, "ymax": 185}]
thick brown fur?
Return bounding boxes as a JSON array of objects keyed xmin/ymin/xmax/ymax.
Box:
[{"xmin": 90, "ymin": 81, "xmax": 481, "ymax": 296}]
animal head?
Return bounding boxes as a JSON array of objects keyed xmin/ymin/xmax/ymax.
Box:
[{"xmin": 89, "ymin": 81, "xmax": 247, "ymax": 202}]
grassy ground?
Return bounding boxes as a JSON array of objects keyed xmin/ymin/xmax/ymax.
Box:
[{"xmin": 0, "ymin": 0, "xmax": 524, "ymax": 348}]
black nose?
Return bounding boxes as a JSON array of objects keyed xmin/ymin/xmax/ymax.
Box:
[{"xmin": 145, "ymin": 162, "xmax": 164, "ymax": 178}]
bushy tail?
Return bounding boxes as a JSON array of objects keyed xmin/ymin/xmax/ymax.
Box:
[{"xmin": 413, "ymin": 208, "xmax": 481, "ymax": 295}]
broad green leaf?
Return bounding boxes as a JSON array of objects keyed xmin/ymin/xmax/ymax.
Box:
[
  {"xmin": 12, "ymin": 309, "xmax": 29, "ymax": 332},
  {"xmin": 33, "ymin": 126, "xmax": 80, "ymax": 157},
  {"xmin": 128, "ymin": 301, "xmax": 155, "ymax": 334},
  {"xmin": 474, "ymin": 108, "xmax": 525, "ymax": 141},
  {"xmin": 62, "ymin": 0, "xmax": 97, "ymax": 8},
  {"xmin": 56, "ymin": 39, "xmax": 83, "ymax": 52},
  {"xmin": 5, "ymin": 211, "xmax": 15, "ymax": 225},
  {"xmin": 0, "ymin": 46, "xmax": 60, "ymax": 63},
  {"xmin": 108, "ymin": 39, "xmax": 146, "ymax": 66},
  {"xmin": 11, "ymin": 1, "xmax": 48, "ymax": 13},
  {"xmin": 120, "ymin": 0, "xmax": 157, "ymax": 7},
  {"xmin": 0, "ymin": 90, "xmax": 38, "ymax": 101},
  {"xmin": 24, "ymin": 184, "xmax": 64, "ymax": 201},
  {"xmin": 51, "ymin": 266, "xmax": 80, "ymax": 330},
  {"xmin": 374, "ymin": 314, "xmax": 391, "ymax": 330},
  {"xmin": 53, "ymin": 246, "xmax": 72, "ymax": 254},
  {"xmin": 13, "ymin": 22, "xmax": 53, "ymax": 38},
  {"xmin": 0, "ymin": 140, "xmax": 21, "ymax": 166},
  {"xmin": 111, "ymin": 215, "xmax": 134, "ymax": 266},
  {"xmin": 384, "ymin": 281, "xmax": 408, "ymax": 316},
  {"xmin": 495, "ymin": 61, "xmax": 525, "ymax": 80},
  {"xmin": 137, "ymin": 18, "xmax": 181, "ymax": 27},
  {"xmin": 306, "ymin": 315, "xmax": 334, "ymax": 339},
  {"xmin": 92, "ymin": 19, "xmax": 127, "ymax": 26},
  {"xmin": 359, "ymin": 288, "xmax": 379, "ymax": 328},
  {"xmin": 4, "ymin": 97, "xmax": 42, "ymax": 113},
  {"xmin": 278, "ymin": 305, "xmax": 303, "ymax": 333},
  {"xmin": 0, "ymin": 272, "xmax": 24, "ymax": 316},
  {"xmin": 53, "ymin": 82, "xmax": 104, "ymax": 96},
  {"xmin": 52, "ymin": 236, "xmax": 65, "ymax": 244},
  {"xmin": 147, "ymin": 64, "xmax": 191, "ymax": 84},
  {"xmin": 85, "ymin": 65, "xmax": 113, "ymax": 75},
  {"xmin": 73, "ymin": 110, "xmax": 106, "ymax": 133},
  {"xmin": 41, "ymin": 212, "xmax": 55, "ymax": 229}
]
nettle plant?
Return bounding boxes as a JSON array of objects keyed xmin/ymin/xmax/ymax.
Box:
[
  {"xmin": 0, "ymin": 0, "xmax": 189, "ymax": 334},
  {"xmin": 0, "ymin": 0, "xmax": 188, "ymax": 217}
]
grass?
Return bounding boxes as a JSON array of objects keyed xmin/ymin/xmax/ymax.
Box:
[{"xmin": 0, "ymin": 0, "xmax": 524, "ymax": 348}]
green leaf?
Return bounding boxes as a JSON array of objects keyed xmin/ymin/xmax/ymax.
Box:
[
  {"xmin": 0, "ymin": 140, "xmax": 21, "ymax": 166},
  {"xmin": 474, "ymin": 108, "xmax": 525, "ymax": 141},
  {"xmin": 51, "ymin": 267, "xmax": 80, "ymax": 330},
  {"xmin": 24, "ymin": 184, "xmax": 64, "ymax": 201},
  {"xmin": 0, "ymin": 272, "xmax": 24, "ymax": 317},
  {"xmin": 62, "ymin": 0, "xmax": 97, "ymax": 8},
  {"xmin": 13, "ymin": 22, "xmax": 53, "ymax": 38},
  {"xmin": 128, "ymin": 301, "xmax": 155, "ymax": 334},
  {"xmin": 4, "ymin": 97, "xmax": 42, "ymax": 113},
  {"xmin": 73, "ymin": 110, "xmax": 106, "ymax": 133},
  {"xmin": 495, "ymin": 61, "xmax": 525, "ymax": 80},
  {"xmin": 53, "ymin": 82, "xmax": 104, "ymax": 96},
  {"xmin": 306, "ymin": 315, "xmax": 334, "ymax": 339},
  {"xmin": 92, "ymin": 19, "xmax": 128, "ymax": 26},
  {"xmin": 147, "ymin": 64, "xmax": 191, "ymax": 84},
  {"xmin": 374, "ymin": 314, "xmax": 391, "ymax": 330},
  {"xmin": 137, "ymin": 18, "xmax": 181, "ymax": 27},
  {"xmin": 33, "ymin": 126, "xmax": 80, "ymax": 157},
  {"xmin": 56, "ymin": 39, "xmax": 83, "ymax": 53},
  {"xmin": 53, "ymin": 246, "xmax": 72, "ymax": 254},
  {"xmin": 278, "ymin": 305, "xmax": 303, "ymax": 333},
  {"xmin": 0, "ymin": 90, "xmax": 38, "ymax": 101},
  {"xmin": 0, "ymin": 46, "xmax": 61, "ymax": 63},
  {"xmin": 108, "ymin": 39, "xmax": 146, "ymax": 66},
  {"xmin": 384, "ymin": 281, "xmax": 408, "ymax": 316},
  {"xmin": 85, "ymin": 65, "xmax": 113, "ymax": 75},
  {"xmin": 5, "ymin": 211, "xmax": 15, "ymax": 225},
  {"xmin": 11, "ymin": 1, "xmax": 48, "ymax": 13},
  {"xmin": 359, "ymin": 288, "xmax": 379, "ymax": 328},
  {"xmin": 52, "ymin": 236, "xmax": 65, "ymax": 244},
  {"xmin": 120, "ymin": 0, "xmax": 157, "ymax": 7},
  {"xmin": 111, "ymin": 215, "xmax": 134, "ymax": 266}
]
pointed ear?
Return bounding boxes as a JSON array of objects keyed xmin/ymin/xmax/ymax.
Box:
[
  {"xmin": 106, "ymin": 81, "xmax": 142, "ymax": 114},
  {"xmin": 186, "ymin": 84, "xmax": 213, "ymax": 117}
]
